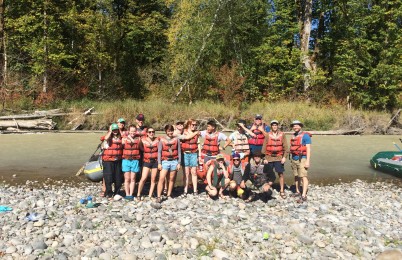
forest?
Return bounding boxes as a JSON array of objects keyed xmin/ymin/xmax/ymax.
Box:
[{"xmin": 0, "ymin": 0, "xmax": 401, "ymax": 111}]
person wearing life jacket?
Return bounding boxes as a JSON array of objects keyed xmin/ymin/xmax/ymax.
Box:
[
  {"xmin": 228, "ymin": 153, "xmax": 246, "ymax": 198},
  {"xmin": 180, "ymin": 119, "xmax": 201, "ymax": 196},
  {"xmin": 137, "ymin": 127, "xmax": 159, "ymax": 201},
  {"xmin": 200, "ymin": 120, "xmax": 228, "ymax": 164},
  {"xmin": 205, "ymin": 154, "xmax": 230, "ymax": 199},
  {"xmin": 121, "ymin": 125, "xmax": 141, "ymax": 200},
  {"xmin": 156, "ymin": 124, "xmax": 182, "ymax": 203},
  {"xmin": 135, "ymin": 113, "xmax": 148, "ymax": 138},
  {"xmin": 247, "ymin": 114, "xmax": 268, "ymax": 156},
  {"xmin": 173, "ymin": 120, "xmax": 186, "ymax": 195},
  {"xmin": 101, "ymin": 123, "xmax": 124, "ymax": 200},
  {"xmin": 261, "ymin": 120, "xmax": 289, "ymax": 199},
  {"xmin": 289, "ymin": 120, "xmax": 312, "ymax": 203},
  {"xmin": 117, "ymin": 118, "xmax": 128, "ymax": 137},
  {"xmin": 240, "ymin": 151, "xmax": 275, "ymax": 202},
  {"xmin": 224, "ymin": 119, "xmax": 250, "ymax": 163}
]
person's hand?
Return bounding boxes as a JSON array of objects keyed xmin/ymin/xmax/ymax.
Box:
[
  {"xmin": 218, "ymin": 160, "xmax": 225, "ymax": 167},
  {"xmin": 240, "ymin": 181, "xmax": 245, "ymax": 189},
  {"xmin": 281, "ymin": 157, "xmax": 286, "ymax": 164},
  {"xmin": 158, "ymin": 164, "xmax": 162, "ymax": 171},
  {"xmin": 304, "ymin": 161, "xmax": 310, "ymax": 168}
]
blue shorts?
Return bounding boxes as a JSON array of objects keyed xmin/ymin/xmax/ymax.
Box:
[
  {"xmin": 184, "ymin": 153, "xmax": 198, "ymax": 167},
  {"xmin": 267, "ymin": 161, "xmax": 285, "ymax": 175},
  {"xmin": 161, "ymin": 160, "xmax": 179, "ymax": 171},
  {"xmin": 122, "ymin": 159, "xmax": 140, "ymax": 173}
]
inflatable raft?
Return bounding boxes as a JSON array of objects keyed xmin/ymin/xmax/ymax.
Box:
[
  {"xmin": 83, "ymin": 157, "xmax": 103, "ymax": 182},
  {"xmin": 370, "ymin": 151, "xmax": 402, "ymax": 176}
]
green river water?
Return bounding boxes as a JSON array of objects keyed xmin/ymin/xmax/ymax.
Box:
[{"xmin": 0, "ymin": 133, "xmax": 401, "ymax": 186}]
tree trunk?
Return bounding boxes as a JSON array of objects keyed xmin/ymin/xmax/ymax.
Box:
[
  {"xmin": 298, "ymin": 0, "xmax": 313, "ymax": 92},
  {"xmin": 0, "ymin": 0, "xmax": 5, "ymax": 110},
  {"xmin": 43, "ymin": 1, "xmax": 48, "ymax": 93}
]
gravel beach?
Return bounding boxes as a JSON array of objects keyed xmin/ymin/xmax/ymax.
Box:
[{"xmin": 1, "ymin": 179, "xmax": 402, "ymax": 260}]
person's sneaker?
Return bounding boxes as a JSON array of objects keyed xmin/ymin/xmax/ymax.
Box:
[
  {"xmin": 125, "ymin": 196, "xmax": 134, "ymax": 201},
  {"xmin": 297, "ymin": 196, "xmax": 307, "ymax": 203}
]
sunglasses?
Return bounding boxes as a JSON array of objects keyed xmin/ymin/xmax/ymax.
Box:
[
  {"xmin": 148, "ymin": 131, "xmax": 155, "ymax": 133},
  {"xmin": 233, "ymin": 159, "xmax": 240, "ymax": 161},
  {"xmin": 191, "ymin": 124, "xmax": 197, "ymax": 126}
]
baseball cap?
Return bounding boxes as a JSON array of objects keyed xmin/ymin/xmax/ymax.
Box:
[
  {"xmin": 236, "ymin": 119, "xmax": 246, "ymax": 125},
  {"xmin": 290, "ymin": 120, "xmax": 304, "ymax": 127},
  {"xmin": 255, "ymin": 114, "xmax": 263, "ymax": 119},
  {"xmin": 111, "ymin": 123, "xmax": 119, "ymax": 131},
  {"xmin": 270, "ymin": 120, "xmax": 279, "ymax": 125},
  {"xmin": 117, "ymin": 118, "xmax": 125, "ymax": 123},
  {"xmin": 136, "ymin": 114, "xmax": 145, "ymax": 121},
  {"xmin": 232, "ymin": 153, "xmax": 241, "ymax": 160},
  {"xmin": 216, "ymin": 154, "xmax": 225, "ymax": 160},
  {"xmin": 176, "ymin": 120, "xmax": 184, "ymax": 125}
]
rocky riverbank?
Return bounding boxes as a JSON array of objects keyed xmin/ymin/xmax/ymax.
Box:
[{"xmin": 0, "ymin": 180, "xmax": 402, "ymax": 260}]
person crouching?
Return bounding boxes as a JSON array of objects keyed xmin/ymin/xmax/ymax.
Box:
[{"xmin": 205, "ymin": 154, "xmax": 230, "ymax": 199}]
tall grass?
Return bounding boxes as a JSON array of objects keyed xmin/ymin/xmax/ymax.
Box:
[{"xmin": 56, "ymin": 98, "xmax": 394, "ymax": 133}]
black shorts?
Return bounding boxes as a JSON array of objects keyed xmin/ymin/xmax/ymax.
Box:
[
  {"xmin": 102, "ymin": 160, "xmax": 122, "ymax": 175},
  {"xmin": 267, "ymin": 161, "xmax": 285, "ymax": 175},
  {"xmin": 143, "ymin": 161, "xmax": 158, "ymax": 169}
]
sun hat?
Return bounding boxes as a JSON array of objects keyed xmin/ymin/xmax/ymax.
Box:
[
  {"xmin": 255, "ymin": 114, "xmax": 263, "ymax": 119},
  {"xmin": 136, "ymin": 114, "xmax": 145, "ymax": 121},
  {"xmin": 111, "ymin": 123, "xmax": 119, "ymax": 131},
  {"xmin": 270, "ymin": 120, "xmax": 279, "ymax": 125},
  {"xmin": 290, "ymin": 120, "xmax": 304, "ymax": 127},
  {"xmin": 176, "ymin": 120, "xmax": 184, "ymax": 125},
  {"xmin": 216, "ymin": 154, "xmax": 225, "ymax": 160}
]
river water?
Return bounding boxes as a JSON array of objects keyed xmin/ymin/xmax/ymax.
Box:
[{"xmin": 0, "ymin": 133, "xmax": 401, "ymax": 186}]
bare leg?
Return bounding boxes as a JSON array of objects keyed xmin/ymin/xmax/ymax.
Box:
[
  {"xmin": 191, "ymin": 167, "xmax": 198, "ymax": 193},
  {"xmin": 184, "ymin": 167, "xmax": 190, "ymax": 193},
  {"xmin": 278, "ymin": 173, "xmax": 284, "ymax": 193},
  {"xmin": 294, "ymin": 176, "xmax": 300, "ymax": 194},
  {"xmin": 130, "ymin": 172, "xmax": 136, "ymax": 196},
  {"xmin": 302, "ymin": 177, "xmax": 308, "ymax": 197},
  {"xmin": 157, "ymin": 169, "xmax": 168, "ymax": 198},
  {"xmin": 149, "ymin": 168, "xmax": 158, "ymax": 197},
  {"xmin": 124, "ymin": 172, "xmax": 131, "ymax": 196},
  {"xmin": 167, "ymin": 171, "xmax": 177, "ymax": 197},
  {"xmin": 137, "ymin": 167, "xmax": 150, "ymax": 197}
]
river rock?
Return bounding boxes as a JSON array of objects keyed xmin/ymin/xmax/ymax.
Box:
[
  {"xmin": 376, "ymin": 249, "xmax": 402, "ymax": 260},
  {"xmin": 297, "ymin": 235, "xmax": 313, "ymax": 245},
  {"xmin": 6, "ymin": 246, "xmax": 17, "ymax": 254},
  {"xmin": 213, "ymin": 249, "xmax": 229, "ymax": 259},
  {"xmin": 149, "ymin": 231, "xmax": 162, "ymax": 243},
  {"xmin": 31, "ymin": 240, "xmax": 47, "ymax": 250}
]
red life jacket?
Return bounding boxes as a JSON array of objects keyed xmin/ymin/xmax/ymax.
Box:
[
  {"xmin": 160, "ymin": 137, "xmax": 179, "ymax": 160},
  {"xmin": 136, "ymin": 127, "xmax": 148, "ymax": 138},
  {"xmin": 102, "ymin": 137, "xmax": 123, "ymax": 161},
  {"xmin": 233, "ymin": 132, "xmax": 249, "ymax": 152},
  {"xmin": 265, "ymin": 132, "xmax": 284, "ymax": 157},
  {"xmin": 290, "ymin": 132, "xmax": 312, "ymax": 156},
  {"xmin": 181, "ymin": 131, "xmax": 199, "ymax": 153},
  {"xmin": 248, "ymin": 125, "xmax": 265, "ymax": 146},
  {"xmin": 142, "ymin": 137, "xmax": 159, "ymax": 162},
  {"xmin": 202, "ymin": 132, "xmax": 220, "ymax": 156},
  {"xmin": 122, "ymin": 137, "xmax": 141, "ymax": 160}
]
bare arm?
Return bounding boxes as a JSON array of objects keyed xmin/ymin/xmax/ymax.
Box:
[
  {"xmin": 305, "ymin": 144, "xmax": 311, "ymax": 168},
  {"xmin": 238, "ymin": 123, "xmax": 255, "ymax": 137}
]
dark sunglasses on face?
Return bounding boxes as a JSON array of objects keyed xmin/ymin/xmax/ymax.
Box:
[
  {"xmin": 148, "ymin": 131, "xmax": 155, "ymax": 133},
  {"xmin": 191, "ymin": 124, "xmax": 197, "ymax": 126},
  {"xmin": 233, "ymin": 159, "xmax": 240, "ymax": 161}
]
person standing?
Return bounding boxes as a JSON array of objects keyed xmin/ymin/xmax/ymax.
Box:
[
  {"xmin": 289, "ymin": 120, "xmax": 311, "ymax": 203},
  {"xmin": 261, "ymin": 120, "xmax": 288, "ymax": 199},
  {"xmin": 137, "ymin": 127, "xmax": 159, "ymax": 200},
  {"xmin": 135, "ymin": 114, "xmax": 148, "ymax": 138},
  {"xmin": 157, "ymin": 124, "xmax": 182, "ymax": 203},
  {"xmin": 180, "ymin": 119, "xmax": 201, "ymax": 195},
  {"xmin": 101, "ymin": 123, "xmax": 124, "ymax": 200},
  {"xmin": 247, "ymin": 114, "xmax": 267, "ymax": 156},
  {"xmin": 117, "ymin": 118, "xmax": 128, "ymax": 137},
  {"xmin": 224, "ymin": 119, "xmax": 250, "ymax": 162},
  {"xmin": 200, "ymin": 120, "xmax": 228, "ymax": 164},
  {"xmin": 122, "ymin": 125, "xmax": 141, "ymax": 200}
]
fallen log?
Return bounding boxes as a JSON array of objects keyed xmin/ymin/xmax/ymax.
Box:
[
  {"xmin": 0, "ymin": 119, "xmax": 56, "ymax": 130},
  {"xmin": 68, "ymin": 107, "xmax": 94, "ymax": 130}
]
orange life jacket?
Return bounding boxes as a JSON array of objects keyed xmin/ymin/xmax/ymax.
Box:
[
  {"xmin": 102, "ymin": 137, "xmax": 123, "ymax": 161},
  {"xmin": 202, "ymin": 132, "xmax": 220, "ymax": 156},
  {"xmin": 181, "ymin": 131, "xmax": 199, "ymax": 153},
  {"xmin": 248, "ymin": 125, "xmax": 265, "ymax": 146},
  {"xmin": 290, "ymin": 132, "xmax": 312, "ymax": 156},
  {"xmin": 142, "ymin": 137, "xmax": 159, "ymax": 162},
  {"xmin": 136, "ymin": 127, "xmax": 148, "ymax": 138},
  {"xmin": 160, "ymin": 137, "xmax": 179, "ymax": 160},
  {"xmin": 233, "ymin": 132, "xmax": 249, "ymax": 152},
  {"xmin": 122, "ymin": 136, "xmax": 141, "ymax": 160},
  {"xmin": 265, "ymin": 132, "xmax": 284, "ymax": 157}
]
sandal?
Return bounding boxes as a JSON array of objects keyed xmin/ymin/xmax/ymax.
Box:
[
  {"xmin": 291, "ymin": 192, "xmax": 301, "ymax": 198},
  {"xmin": 280, "ymin": 192, "xmax": 287, "ymax": 199},
  {"xmin": 156, "ymin": 197, "xmax": 162, "ymax": 203},
  {"xmin": 297, "ymin": 196, "xmax": 307, "ymax": 203},
  {"xmin": 219, "ymin": 193, "xmax": 228, "ymax": 199}
]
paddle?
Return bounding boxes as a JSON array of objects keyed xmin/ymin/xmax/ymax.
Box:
[
  {"xmin": 393, "ymin": 142, "xmax": 402, "ymax": 152},
  {"xmin": 75, "ymin": 142, "xmax": 102, "ymax": 176}
]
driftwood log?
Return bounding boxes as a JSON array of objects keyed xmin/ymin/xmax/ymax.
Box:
[{"xmin": 0, "ymin": 118, "xmax": 56, "ymax": 130}]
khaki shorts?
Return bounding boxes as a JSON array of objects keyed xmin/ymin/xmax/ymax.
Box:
[{"xmin": 291, "ymin": 158, "xmax": 308, "ymax": 177}]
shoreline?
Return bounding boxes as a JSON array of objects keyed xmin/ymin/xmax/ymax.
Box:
[{"xmin": 1, "ymin": 180, "xmax": 402, "ymax": 259}]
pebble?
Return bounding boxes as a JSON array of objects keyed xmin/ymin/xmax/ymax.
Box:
[{"xmin": 0, "ymin": 180, "xmax": 400, "ymax": 259}]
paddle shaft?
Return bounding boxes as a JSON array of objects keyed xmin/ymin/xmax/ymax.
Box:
[{"xmin": 393, "ymin": 142, "xmax": 402, "ymax": 152}]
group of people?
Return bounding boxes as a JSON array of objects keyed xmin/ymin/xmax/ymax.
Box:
[{"xmin": 100, "ymin": 113, "xmax": 311, "ymax": 204}]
